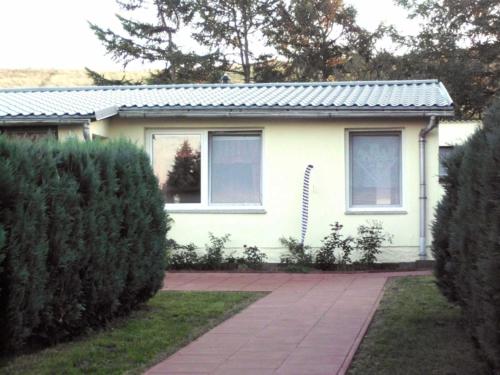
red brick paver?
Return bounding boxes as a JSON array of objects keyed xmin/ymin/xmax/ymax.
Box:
[{"xmin": 145, "ymin": 271, "xmax": 430, "ymax": 375}]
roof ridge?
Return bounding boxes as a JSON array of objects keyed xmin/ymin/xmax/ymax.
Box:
[{"xmin": 0, "ymin": 79, "xmax": 440, "ymax": 93}]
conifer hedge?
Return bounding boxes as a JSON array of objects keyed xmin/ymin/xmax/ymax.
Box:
[
  {"xmin": 0, "ymin": 137, "xmax": 168, "ymax": 351},
  {"xmin": 432, "ymin": 101, "xmax": 500, "ymax": 371}
]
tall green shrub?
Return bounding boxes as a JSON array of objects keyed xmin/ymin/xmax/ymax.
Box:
[
  {"xmin": 0, "ymin": 225, "xmax": 4, "ymax": 294},
  {"xmin": 432, "ymin": 145, "xmax": 464, "ymax": 302},
  {"xmin": 0, "ymin": 138, "xmax": 50, "ymax": 350},
  {"xmin": 432, "ymin": 100, "xmax": 500, "ymax": 371},
  {"xmin": 0, "ymin": 137, "xmax": 168, "ymax": 351}
]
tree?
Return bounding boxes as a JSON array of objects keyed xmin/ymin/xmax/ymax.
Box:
[
  {"xmin": 391, "ymin": 0, "xmax": 500, "ymax": 118},
  {"xmin": 193, "ymin": 0, "xmax": 278, "ymax": 83},
  {"xmin": 333, "ymin": 26, "xmax": 397, "ymax": 81},
  {"xmin": 84, "ymin": 68, "xmax": 139, "ymax": 86},
  {"xmin": 163, "ymin": 141, "xmax": 201, "ymax": 203},
  {"xmin": 266, "ymin": 0, "xmax": 365, "ymax": 81},
  {"xmin": 89, "ymin": 0, "xmax": 226, "ymax": 84},
  {"xmin": 253, "ymin": 54, "xmax": 289, "ymax": 82}
]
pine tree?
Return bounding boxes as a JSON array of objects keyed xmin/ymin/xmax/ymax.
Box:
[
  {"xmin": 266, "ymin": 0, "xmax": 364, "ymax": 81},
  {"xmin": 164, "ymin": 140, "xmax": 201, "ymax": 203},
  {"xmin": 390, "ymin": 0, "xmax": 500, "ymax": 118},
  {"xmin": 84, "ymin": 68, "xmax": 139, "ymax": 86},
  {"xmin": 88, "ymin": 0, "xmax": 226, "ymax": 84},
  {"xmin": 193, "ymin": 0, "xmax": 279, "ymax": 83}
]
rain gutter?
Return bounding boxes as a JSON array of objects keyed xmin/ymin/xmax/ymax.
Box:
[{"xmin": 119, "ymin": 108, "xmax": 455, "ymax": 119}]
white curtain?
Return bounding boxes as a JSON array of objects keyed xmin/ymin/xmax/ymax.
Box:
[
  {"xmin": 210, "ymin": 134, "xmax": 261, "ymax": 204},
  {"xmin": 351, "ymin": 133, "xmax": 401, "ymax": 206}
]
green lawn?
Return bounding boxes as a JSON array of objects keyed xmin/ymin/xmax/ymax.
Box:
[
  {"xmin": 348, "ymin": 276, "xmax": 489, "ymax": 375},
  {"xmin": 0, "ymin": 291, "xmax": 263, "ymax": 375}
]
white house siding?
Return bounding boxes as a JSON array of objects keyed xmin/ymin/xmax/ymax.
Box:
[
  {"xmin": 104, "ymin": 117, "xmax": 440, "ymax": 263},
  {"xmin": 439, "ymin": 120, "xmax": 481, "ymax": 146}
]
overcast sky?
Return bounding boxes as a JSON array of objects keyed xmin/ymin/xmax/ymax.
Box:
[{"xmin": 0, "ymin": 0, "xmax": 420, "ymax": 71}]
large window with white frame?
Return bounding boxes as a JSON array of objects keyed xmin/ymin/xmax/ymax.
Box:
[
  {"xmin": 348, "ymin": 131, "xmax": 402, "ymax": 209},
  {"xmin": 149, "ymin": 129, "xmax": 262, "ymax": 209}
]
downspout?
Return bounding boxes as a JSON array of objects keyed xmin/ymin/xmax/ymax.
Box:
[
  {"xmin": 82, "ymin": 120, "xmax": 91, "ymax": 141},
  {"xmin": 418, "ymin": 116, "xmax": 438, "ymax": 260}
]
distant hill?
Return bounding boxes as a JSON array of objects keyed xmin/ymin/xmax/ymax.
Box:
[{"xmin": 0, "ymin": 69, "xmax": 150, "ymax": 88}]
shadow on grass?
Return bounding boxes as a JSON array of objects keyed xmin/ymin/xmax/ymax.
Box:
[{"xmin": 0, "ymin": 291, "xmax": 265, "ymax": 375}]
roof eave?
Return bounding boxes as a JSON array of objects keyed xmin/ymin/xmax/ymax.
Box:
[
  {"xmin": 118, "ymin": 107, "xmax": 455, "ymax": 119},
  {"xmin": 0, "ymin": 115, "xmax": 93, "ymax": 125},
  {"xmin": 0, "ymin": 106, "xmax": 455, "ymax": 124}
]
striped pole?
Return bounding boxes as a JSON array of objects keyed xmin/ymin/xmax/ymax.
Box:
[{"xmin": 301, "ymin": 164, "xmax": 314, "ymax": 245}]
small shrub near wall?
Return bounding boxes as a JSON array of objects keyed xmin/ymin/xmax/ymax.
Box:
[
  {"xmin": 167, "ymin": 222, "xmax": 392, "ymax": 273},
  {"xmin": 315, "ymin": 222, "xmax": 354, "ymax": 270},
  {"xmin": 167, "ymin": 240, "xmax": 200, "ymax": 270},
  {"xmin": 431, "ymin": 100, "xmax": 500, "ymax": 372},
  {"xmin": 279, "ymin": 237, "xmax": 314, "ymax": 272},
  {"xmin": 167, "ymin": 234, "xmax": 268, "ymax": 271},
  {"xmin": 297, "ymin": 220, "xmax": 390, "ymax": 271},
  {"xmin": 0, "ymin": 137, "xmax": 168, "ymax": 351}
]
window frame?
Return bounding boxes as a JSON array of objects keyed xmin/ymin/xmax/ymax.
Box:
[
  {"xmin": 346, "ymin": 129, "xmax": 406, "ymax": 214},
  {"xmin": 145, "ymin": 128, "xmax": 265, "ymax": 213}
]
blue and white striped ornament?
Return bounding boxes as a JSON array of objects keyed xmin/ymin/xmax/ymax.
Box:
[{"xmin": 300, "ymin": 164, "xmax": 314, "ymax": 245}]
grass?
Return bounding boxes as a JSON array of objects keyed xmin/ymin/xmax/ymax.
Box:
[
  {"xmin": 348, "ymin": 276, "xmax": 489, "ymax": 375},
  {"xmin": 0, "ymin": 291, "xmax": 264, "ymax": 375}
]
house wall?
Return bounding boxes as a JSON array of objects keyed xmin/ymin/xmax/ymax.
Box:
[
  {"xmin": 58, "ymin": 119, "xmax": 110, "ymax": 141},
  {"xmin": 105, "ymin": 116, "xmax": 440, "ymax": 263},
  {"xmin": 89, "ymin": 119, "xmax": 110, "ymax": 139},
  {"xmin": 439, "ymin": 120, "xmax": 481, "ymax": 146},
  {"xmin": 435, "ymin": 120, "xmax": 481, "ymax": 197},
  {"xmin": 58, "ymin": 124, "xmax": 84, "ymax": 140}
]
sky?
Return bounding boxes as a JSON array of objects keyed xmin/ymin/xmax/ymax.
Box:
[{"xmin": 0, "ymin": 0, "xmax": 420, "ymax": 71}]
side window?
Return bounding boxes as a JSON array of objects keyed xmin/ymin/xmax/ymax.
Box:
[{"xmin": 439, "ymin": 146, "xmax": 454, "ymax": 177}]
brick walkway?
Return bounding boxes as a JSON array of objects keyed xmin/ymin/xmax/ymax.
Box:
[{"xmin": 146, "ymin": 271, "xmax": 430, "ymax": 375}]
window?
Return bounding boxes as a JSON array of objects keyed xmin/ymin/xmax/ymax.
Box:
[
  {"xmin": 349, "ymin": 131, "xmax": 402, "ymax": 208},
  {"xmin": 152, "ymin": 133, "xmax": 202, "ymax": 204},
  {"xmin": 149, "ymin": 130, "xmax": 262, "ymax": 209},
  {"xmin": 210, "ymin": 133, "xmax": 261, "ymax": 204},
  {"xmin": 439, "ymin": 146, "xmax": 454, "ymax": 177}
]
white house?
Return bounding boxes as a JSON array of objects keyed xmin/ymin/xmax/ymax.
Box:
[{"xmin": 0, "ymin": 79, "xmax": 476, "ymax": 263}]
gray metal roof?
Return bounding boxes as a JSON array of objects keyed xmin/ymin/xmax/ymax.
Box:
[{"xmin": 0, "ymin": 79, "xmax": 454, "ymax": 121}]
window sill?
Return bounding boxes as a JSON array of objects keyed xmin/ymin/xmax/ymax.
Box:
[
  {"xmin": 345, "ymin": 209, "xmax": 407, "ymax": 215},
  {"xmin": 165, "ymin": 207, "xmax": 267, "ymax": 214}
]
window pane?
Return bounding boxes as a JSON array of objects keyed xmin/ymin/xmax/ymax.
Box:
[
  {"xmin": 210, "ymin": 133, "xmax": 261, "ymax": 204},
  {"xmin": 439, "ymin": 146, "xmax": 454, "ymax": 176},
  {"xmin": 152, "ymin": 134, "xmax": 201, "ymax": 203},
  {"xmin": 350, "ymin": 132, "xmax": 401, "ymax": 206}
]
